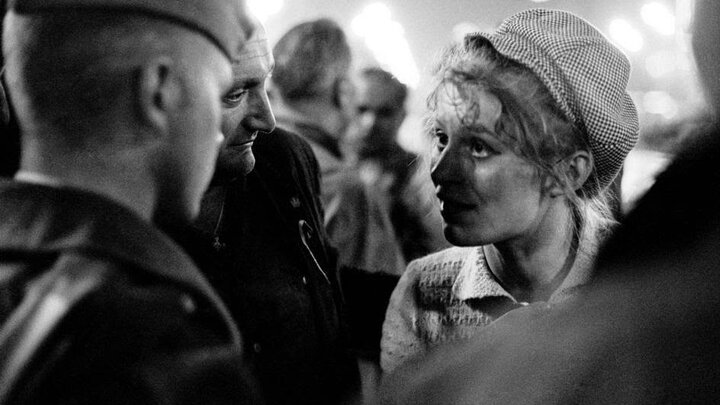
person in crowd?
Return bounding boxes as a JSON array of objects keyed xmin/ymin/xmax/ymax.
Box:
[
  {"xmin": 377, "ymin": 2, "xmax": 720, "ymax": 402},
  {"xmin": 0, "ymin": 0, "xmax": 261, "ymax": 403},
  {"xmin": 169, "ymin": 17, "xmax": 361, "ymax": 405},
  {"xmin": 345, "ymin": 67, "xmax": 446, "ymax": 263},
  {"xmin": 380, "ymin": 8, "xmax": 638, "ymax": 373},
  {"xmin": 270, "ymin": 18, "xmax": 405, "ymax": 278},
  {"xmin": 270, "ymin": 20, "xmax": 406, "ymax": 399}
]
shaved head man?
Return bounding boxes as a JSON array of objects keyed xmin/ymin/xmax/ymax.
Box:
[{"xmin": 0, "ymin": 1, "xmax": 262, "ymax": 403}]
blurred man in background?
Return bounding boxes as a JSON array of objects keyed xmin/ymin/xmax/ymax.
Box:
[
  {"xmin": 0, "ymin": 0, "xmax": 260, "ymax": 403},
  {"xmin": 346, "ymin": 67, "xmax": 446, "ymax": 263},
  {"xmin": 271, "ymin": 18, "xmax": 404, "ymax": 278},
  {"xmin": 270, "ymin": 20, "xmax": 405, "ymax": 401},
  {"xmin": 343, "ymin": 67, "xmax": 447, "ymax": 397}
]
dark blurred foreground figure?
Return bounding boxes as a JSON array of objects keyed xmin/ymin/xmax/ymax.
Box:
[
  {"xmin": 169, "ymin": 18, "xmax": 360, "ymax": 405},
  {"xmin": 0, "ymin": 0, "xmax": 262, "ymax": 403},
  {"xmin": 378, "ymin": 2, "xmax": 720, "ymax": 404}
]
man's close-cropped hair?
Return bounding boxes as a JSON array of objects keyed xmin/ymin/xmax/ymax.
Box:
[{"xmin": 3, "ymin": 10, "xmax": 194, "ymax": 142}]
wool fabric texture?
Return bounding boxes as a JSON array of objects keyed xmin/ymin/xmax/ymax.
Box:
[
  {"xmin": 470, "ymin": 8, "xmax": 639, "ymax": 192},
  {"xmin": 8, "ymin": 0, "xmax": 252, "ymax": 60}
]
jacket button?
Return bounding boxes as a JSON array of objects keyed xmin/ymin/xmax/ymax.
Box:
[
  {"xmin": 180, "ymin": 294, "xmax": 196, "ymax": 313},
  {"xmin": 302, "ymin": 276, "xmax": 308, "ymax": 285},
  {"xmin": 253, "ymin": 343, "xmax": 262, "ymax": 353}
]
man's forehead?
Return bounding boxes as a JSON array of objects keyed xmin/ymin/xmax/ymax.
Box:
[
  {"xmin": 233, "ymin": 19, "xmax": 269, "ymax": 62},
  {"xmin": 234, "ymin": 37, "xmax": 271, "ymax": 65}
]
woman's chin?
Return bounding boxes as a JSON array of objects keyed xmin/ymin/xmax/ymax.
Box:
[{"xmin": 443, "ymin": 225, "xmax": 481, "ymax": 247}]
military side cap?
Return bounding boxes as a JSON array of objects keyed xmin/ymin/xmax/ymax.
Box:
[
  {"xmin": 469, "ymin": 9, "xmax": 639, "ymax": 193},
  {"xmin": 7, "ymin": 0, "xmax": 252, "ymax": 60}
]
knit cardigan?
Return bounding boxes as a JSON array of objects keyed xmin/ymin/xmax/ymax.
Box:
[{"xmin": 380, "ymin": 228, "xmax": 599, "ymax": 373}]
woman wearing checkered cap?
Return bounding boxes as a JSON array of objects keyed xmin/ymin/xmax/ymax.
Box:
[{"xmin": 380, "ymin": 9, "xmax": 639, "ymax": 373}]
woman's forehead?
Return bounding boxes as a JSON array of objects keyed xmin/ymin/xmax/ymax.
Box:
[{"xmin": 433, "ymin": 83, "xmax": 502, "ymax": 131}]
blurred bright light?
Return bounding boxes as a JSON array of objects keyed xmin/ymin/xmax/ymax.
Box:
[
  {"xmin": 643, "ymin": 91, "xmax": 679, "ymax": 119},
  {"xmin": 352, "ymin": 3, "xmax": 420, "ymax": 88},
  {"xmin": 530, "ymin": 0, "xmax": 550, "ymax": 2},
  {"xmin": 609, "ymin": 19, "xmax": 644, "ymax": 52},
  {"xmin": 641, "ymin": 2, "xmax": 676, "ymax": 36},
  {"xmin": 247, "ymin": 0, "xmax": 283, "ymax": 23},
  {"xmin": 645, "ymin": 50, "xmax": 677, "ymax": 78},
  {"xmin": 676, "ymin": 0, "xmax": 694, "ymax": 31}
]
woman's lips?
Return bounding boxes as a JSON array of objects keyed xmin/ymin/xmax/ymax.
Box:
[{"xmin": 438, "ymin": 197, "xmax": 474, "ymax": 220}]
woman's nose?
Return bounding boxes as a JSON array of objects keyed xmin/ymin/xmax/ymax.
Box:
[{"xmin": 430, "ymin": 146, "xmax": 460, "ymax": 187}]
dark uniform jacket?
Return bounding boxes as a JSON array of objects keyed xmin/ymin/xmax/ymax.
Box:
[
  {"xmin": 181, "ymin": 127, "xmax": 360, "ymax": 405},
  {"xmin": 0, "ymin": 181, "xmax": 260, "ymax": 404}
]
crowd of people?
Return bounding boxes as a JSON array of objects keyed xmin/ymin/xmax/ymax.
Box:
[{"xmin": 0, "ymin": 0, "xmax": 718, "ymax": 404}]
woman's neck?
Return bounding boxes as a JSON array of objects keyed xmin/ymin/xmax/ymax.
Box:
[{"xmin": 485, "ymin": 200, "xmax": 578, "ymax": 302}]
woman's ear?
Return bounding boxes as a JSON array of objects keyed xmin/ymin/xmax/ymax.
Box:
[
  {"xmin": 546, "ymin": 150, "xmax": 593, "ymax": 197},
  {"xmin": 565, "ymin": 150, "xmax": 593, "ymax": 191},
  {"xmin": 135, "ymin": 56, "xmax": 179, "ymax": 138}
]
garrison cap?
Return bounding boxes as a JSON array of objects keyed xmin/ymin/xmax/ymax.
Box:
[
  {"xmin": 469, "ymin": 9, "xmax": 639, "ymax": 193},
  {"xmin": 6, "ymin": 0, "xmax": 253, "ymax": 60}
]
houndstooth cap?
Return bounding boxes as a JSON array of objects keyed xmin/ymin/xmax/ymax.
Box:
[{"xmin": 470, "ymin": 9, "xmax": 639, "ymax": 193}]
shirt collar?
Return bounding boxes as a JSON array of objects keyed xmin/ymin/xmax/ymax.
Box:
[
  {"xmin": 452, "ymin": 247, "xmax": 513, "ymax": 302},
  {"xmin": 452, "ymin": 222, "xmax": 600, "ymax": 304},
  {"xmin": 15, "ymin": 170, "xmax": 64, "ymax": 188}
]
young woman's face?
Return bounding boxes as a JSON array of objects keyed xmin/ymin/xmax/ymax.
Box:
[{"xmin": 430, "ymin": 84, "xmax": 550, "ymax": 247}]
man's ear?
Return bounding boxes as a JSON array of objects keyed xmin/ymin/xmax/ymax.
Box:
[
  {"xmin": 546, "ymin": 150, "xmax": 593, "ymax": 197},
  {"xmin": 135, "ymin": 57, "xmax": 180, "ymax": 137}
]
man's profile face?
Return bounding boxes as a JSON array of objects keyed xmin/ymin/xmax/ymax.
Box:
[
  {"xmin": 349, "ymin": 75, "xmax": 406, "ymax": 156},
  {"xmin": 215, "ymin": 28, "xmax": 276, "ymax": 178}
]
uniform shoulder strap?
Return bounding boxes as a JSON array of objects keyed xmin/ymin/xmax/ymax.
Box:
[{"xmin": 0, "ymin": 253, "xmax": 111, "ymax": 404}]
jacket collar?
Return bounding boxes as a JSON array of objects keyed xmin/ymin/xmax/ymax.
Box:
[
  {"xmin": 275, "ymin": 115, "xmax": 342, "ymax": 159},
  {"xmin": 0, "ymin": 180, "xmax": 240, "ymax": 343}
]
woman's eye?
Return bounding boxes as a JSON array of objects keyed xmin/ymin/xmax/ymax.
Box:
[
  {"xmin": 434, "ymin": 129, "xmax": 449, "ymax": 151},
  {"xmin": 471, "ymin": 139, "xmax": 491, "ymax": 158}
]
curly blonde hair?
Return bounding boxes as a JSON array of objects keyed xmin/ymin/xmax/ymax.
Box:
[{"xmin": 427, "ymin": 36, "xmax": 617, "ymax": 243}]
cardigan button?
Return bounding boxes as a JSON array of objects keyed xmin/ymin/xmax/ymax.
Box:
[
  {"xmin": 302, "ymin": 276, "xmax": 308, "ymax": 285},
  {"xmin": 253, "ymin": 343, "xmax": 262, "ymax": 353},
  {"xmin": 180, "ymin": 294, "xmax": 196, "ymax": 314}
]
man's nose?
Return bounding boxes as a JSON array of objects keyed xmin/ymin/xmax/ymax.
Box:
[{"xmin": 248, "ymin": 91, "xmax": 276, "ymax": 133}]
